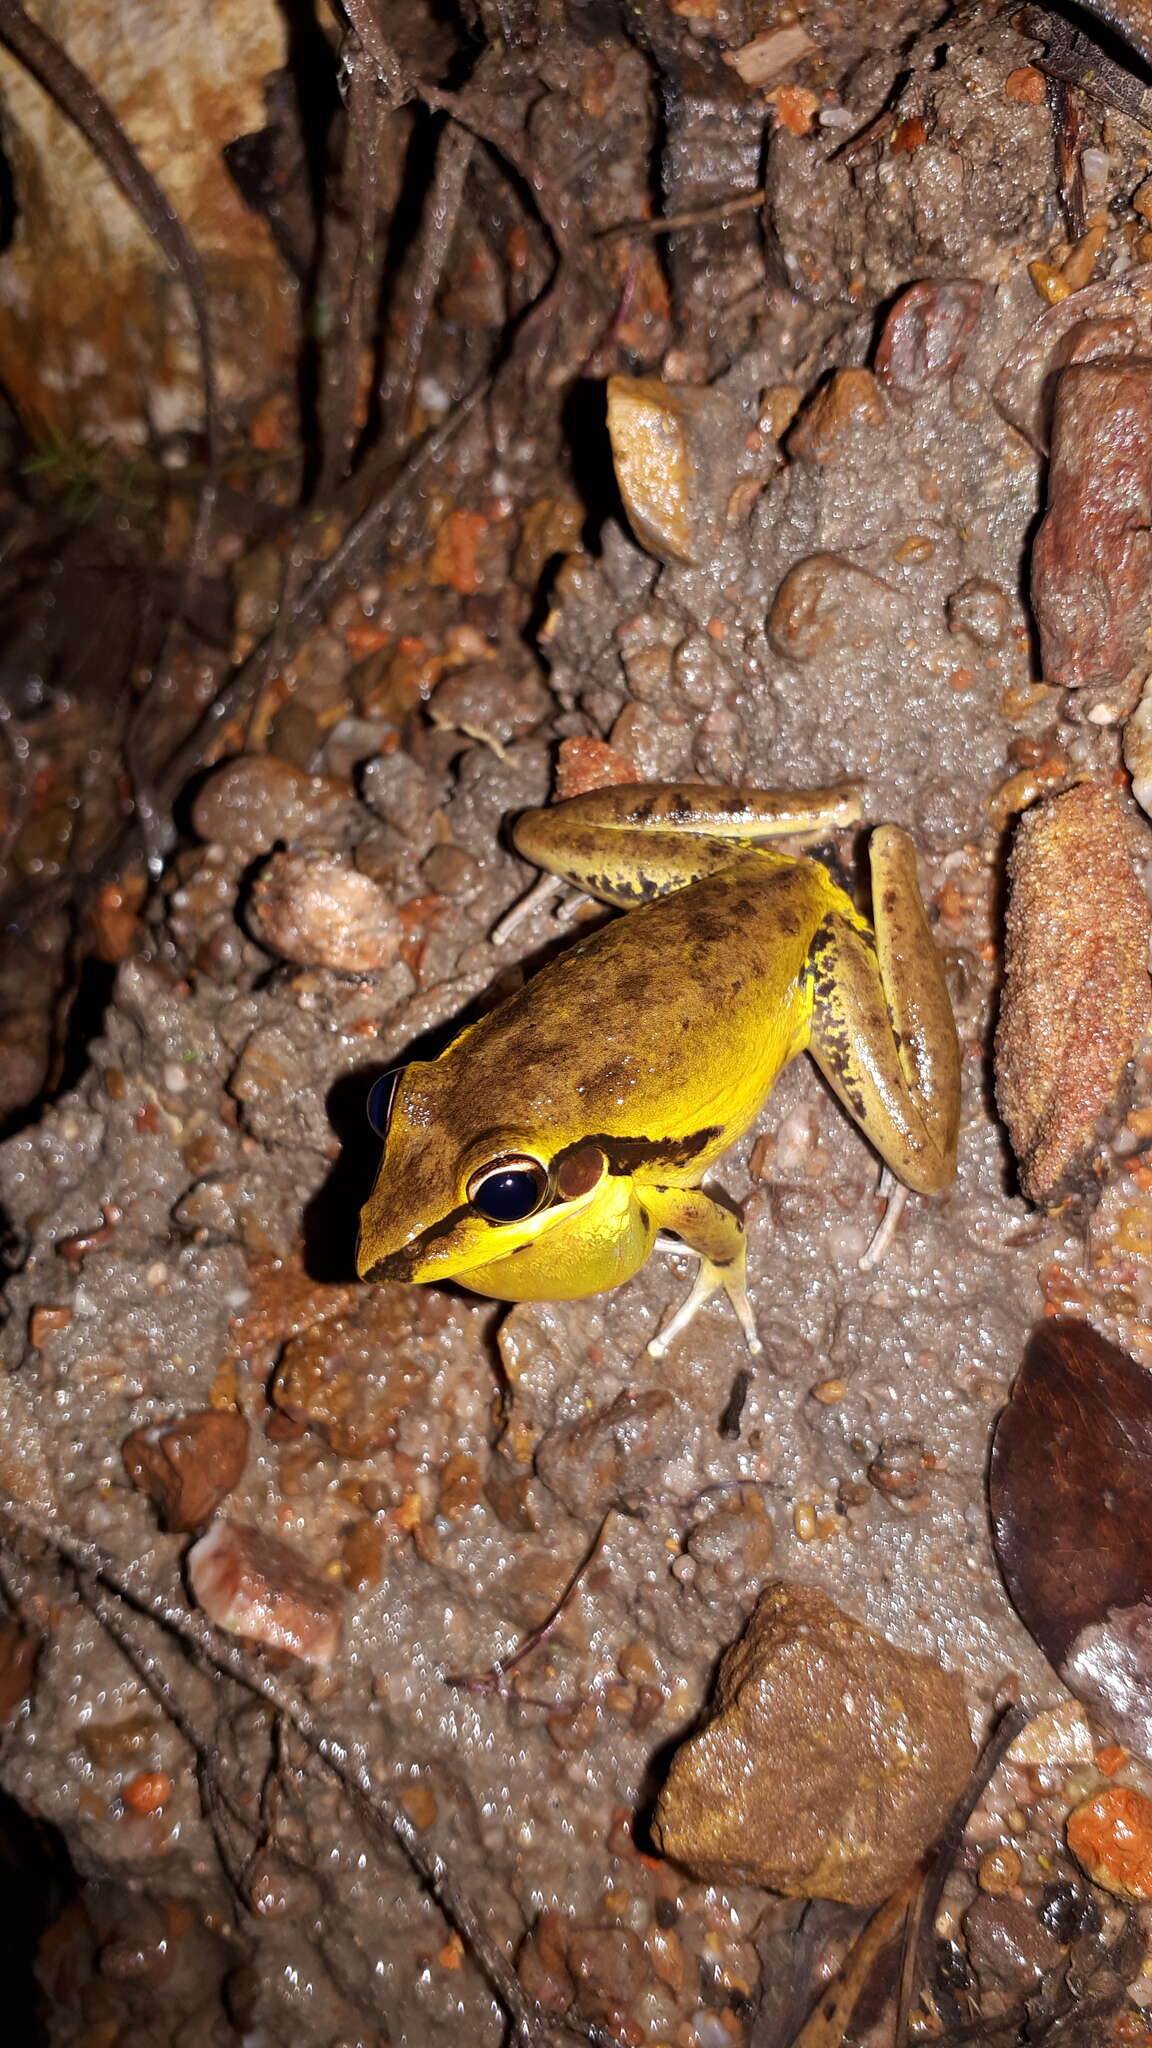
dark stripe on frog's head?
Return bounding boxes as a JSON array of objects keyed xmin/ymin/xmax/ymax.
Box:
[
  {"xmin": 358, "ymin": 1203, "xmax": 471, "ymax": 1280},
  {"xmin": 554, "ymin": 1125, "xmax": 723, "ymax": 1178}
]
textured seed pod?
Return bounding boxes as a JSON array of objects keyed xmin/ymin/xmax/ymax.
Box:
[{"xmin": 995, "ymin": 781, "xmax": 1151, "ymax": 1204}]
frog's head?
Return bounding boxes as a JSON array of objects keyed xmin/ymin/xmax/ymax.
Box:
[{"xmin": 356, "ymin": 1061, "xmax": 651, "ymax": 1302}]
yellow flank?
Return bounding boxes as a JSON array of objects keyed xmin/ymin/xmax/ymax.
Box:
[{"xmin": 357, "ymin": 781, "xmax": 961, "ymax": 1357}]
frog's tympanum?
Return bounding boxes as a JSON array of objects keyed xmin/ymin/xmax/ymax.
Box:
[{"xmin": 357, "ymin": 784, "xmax": 960, "ymax": 1356}]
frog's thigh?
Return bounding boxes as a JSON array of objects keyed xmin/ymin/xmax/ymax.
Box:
[
  {"xmin": 806, "ymin": 839, "xmax": 958, "ymax": 1197},
  {"xmin": 640, "ymin": 1184, "xmax": 761, "ymax": 1358},
  {"xmin": 512, "ymin": 782, "xmax": 862, "ymax": 910}
]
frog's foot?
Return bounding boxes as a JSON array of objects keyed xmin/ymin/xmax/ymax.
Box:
[
  {"xmin": 641, "ymin": 1185, "xmax": 761, "ymax": 1358},
  {"xmin": 857, "ymin": 1168, "xmax": 909, "ymax": 1271}
]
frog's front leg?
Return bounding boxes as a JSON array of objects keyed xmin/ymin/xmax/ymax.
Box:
[
  {"xmin": 639, "ymin": 1184, "xmax": 761, "ymax": 1358},
  {"xmin": 806, "ymin": 825, "xmax": 960, "ymax": 1199},
  {"xmin": 510, "ymin": 780, "xmax": 862, "ymax": 911}
]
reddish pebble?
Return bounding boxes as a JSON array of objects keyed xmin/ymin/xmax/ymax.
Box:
[
  {"xmin": 1006, "ymin": 66, "xmax": 1046, "ymax": 104},
  {"xmin": 123, "ymin": 1411, "xmax": 248, "ymax": 1532},
  {"xmin": 553, "ymin": 736, "xmax": 636, "ymax": 801},
  {"xmin": 122, "ymin": 1771, "xmax": 173, "ymax": 1816},
  {"xmin": 187, "ymin": 1520, "xmax": 343, "ymax": 1667},
  {"xmin": 1068, "ymin": 1785, "xmax": 1152, "ymax": 1898}
]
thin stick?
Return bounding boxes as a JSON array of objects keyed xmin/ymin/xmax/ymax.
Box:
[
  {"xmin": 597, "ymin": 189, "xmax": 765, "ymax": 239},
  {"xmin": 447, "ymin": 1514, "xmax": 614, "ymax": 1697}
]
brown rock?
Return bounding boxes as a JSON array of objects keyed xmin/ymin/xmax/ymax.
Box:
[
  {"xmin": 874, "ymin": 279, "xmax": 985, "ymax": 400},
  {"xmin": 653, "ymin": 1583, "xmax": 973, "ymax": 1904},
  {"xmin": 247, "ymin": 850, "xmax": 400, "ymax": 972},
  {"xmin": 963, "ymin": 1893, "xmax": 1063, "ymax": 1995},
  {"xmin": 192, "ymin": 755, "xmax": 355, "ymax": 857},
  {"xmin": 429, "ymin": 663, "xmax": 552, "ymax": 752},
  {"xmin": 1032, "ymin": 362, "xmax": 1152, "ymax": 697},
  {"xmin": 786, "ymin": 369, "xmax": 887, "ymax": 462},
  {"xmin": 123, "ymin": 1410, "xmax": 248, "ymax": 1531},
  {"xmin": 606, "ymin": 376, "xmax": 743, "ymax": 566},
  {"xmin": 995, "ymin": 782, "xmax": 1152, "ymax": 1204},
  {"xmin": 767, "ymin": 553, "xmax": 904, "ymax": 663},
  {"xmin": 535, "ymin": 1389, "xmax": 683, "ymax": 1519},
  {"xmin": 271, "ymin": 1287, "xmax": 434, "ymax": 1458},
  {"xmin": 187, "ymin": 1520, "xmax": 343, "ymax": 1666}
]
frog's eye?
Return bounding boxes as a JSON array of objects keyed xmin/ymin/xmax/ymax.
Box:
[
  {"xmin": 366, "ymin": 1069, "xmax": 402, "ymax": 1137},
  {"xmin": 467, "ymin": 1155, "xmax": 550, "ymax": 1223}
]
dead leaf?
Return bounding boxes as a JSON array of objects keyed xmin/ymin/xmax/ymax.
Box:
[{"xmin": 990, "ymin": 1317, "xmax": 1152, "ymax": 1756}]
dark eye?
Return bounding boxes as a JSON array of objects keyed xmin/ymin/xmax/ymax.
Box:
[
  {"xmin": 366, "ymin": 1069, "xmax": 402, "ymax": 1137},
  {"xmin": 467, "ymin": 1156, "xmax": 549, "ymax": 1223}
]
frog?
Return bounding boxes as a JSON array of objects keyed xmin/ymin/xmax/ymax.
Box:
[{"xmin": 356, "ymin": 781, "xmax": 961, "ymax": 1357}]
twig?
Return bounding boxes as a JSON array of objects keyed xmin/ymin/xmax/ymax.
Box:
[
  {"xmin": 597, "ymin": 189, "xmax": 765, "ymax": 239},
  {"xmin": 378, "ymin": 117, "xmax": 475, "ymax": 451},
  {"xmin": 896, "ymin": 1701, "xmax": 1029, "ymax": 2043},
  {"xmin": 318, "ymin": 49, "xmax": 387, "ymax": 492},
  {"xmin": 446, "ymin": 1513, "xmax": 615, "ymax": 1698},
  {"xmin": 0, "ymin": 1493, "xmax": 541, "ymax": 2038}
]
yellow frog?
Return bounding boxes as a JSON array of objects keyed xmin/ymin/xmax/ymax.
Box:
[{"xmin": 356, "ymin": 782, "xmax": 960, "ymax": 1356}]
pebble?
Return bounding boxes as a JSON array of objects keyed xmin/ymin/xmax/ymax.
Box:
[
  {"xmin": 187, "ymin": 1520, "xmax": 344, "ymax": 1666},
  {"xmin": 123, "ymin": 1410, "xmax": 248, "ymax": 1532},
  {"xmin": 1068, "ymin": 1785, "xmax": 1152, "ymax": 1899},
  {"xmin": 247, "ymin": 849, "xmax": 401, "ymax": 973},
  {"xmin": 191, "ymin": 753, "xmax": 354, "ymax": 856}
]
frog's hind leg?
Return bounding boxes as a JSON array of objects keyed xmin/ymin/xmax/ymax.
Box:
[
  {"xmin": 805, "ymin": 825, "xmax": 960, "ymax": 1201},
  {"xmin": 640, "ymin": 1184, "xmax": 761, "ymax": 1358},
  {"xmin": 510, "ymin": 781, "xmax": 863, "ymax": 912}
]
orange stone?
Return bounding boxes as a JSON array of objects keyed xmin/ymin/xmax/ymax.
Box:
[
  {"xmin": 1067, "ymin": 1786, "xmax": 1152, "ymax": 1899},
  {"xmin": 1006, "ymin": 66, "xmax": 1047, "ymax": 104}
]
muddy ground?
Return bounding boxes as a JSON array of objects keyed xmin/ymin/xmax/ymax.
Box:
[{"xmin": 4, "ymin": 1, "xmax": 1152, "ymax": 2043}]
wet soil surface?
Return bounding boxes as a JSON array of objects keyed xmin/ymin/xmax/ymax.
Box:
[{"xmin": 6, "ymin": 2, "xmax": 1152, "ymax": 2043}]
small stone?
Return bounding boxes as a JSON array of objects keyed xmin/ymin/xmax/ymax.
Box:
[
  {"xmin": 653, "ymin": 1582, "xmax": 973, "ymax": 1905},
  {"xmin": 429, "ymin": 663, "xmax": 552, "ymax": 751},
  {"xmin": 875, "ymin": 280, "xmax": 985, "ymax": 400},
  {"xmin": 535, "ymin": 1389, "xmax": 683, "ymax": 1518},
  {"xmin": 553, "ymin": 735, "xmax": 636, "ymax": 800},
  {"xmin": 247, "ymin": 849, "xmax": 400, "ymax": 972},
  {"xmin": 787, "ymin": 369, "xmax": 887, "ymax": 462},
  {"xmin": 607, "ymin": 375, "xmax": 744, "ymax": 566},
  {"xmin": 946, "ymin": 577, "xmax": 1011, "ymax": 649},
  {"xmin": 1068, "ymin": 1785, "xmax": 1152, "ymax": 1899},
  {"xmin": 768, "ymin": 553, "xmax": 903, "ymax": 662},
  {"xmin": 122, "ymin": 1770, "xmax": 173, "ymax": 1816},
  {"xmin": 963, "ymin": 1893, "xmax": 1063, "ymax": 1995},
  {"xmin": 187, "ymin": 1520, "xmax": 343, "ymax": 1666},
  {"xmin": 191, "ymin": 754, "xmax": 354, "ymax": 856},
  {"xmin": 978, "ymin": 1843, "xmax": 1023, "ymax": 1895},
  {"xmin": 122, "ymin": 1410, "xmax": 248, "ymax": 1532},
  {"xmin": 1005, "ymin": 66, "xmax": 1047, "ymax": 104}
]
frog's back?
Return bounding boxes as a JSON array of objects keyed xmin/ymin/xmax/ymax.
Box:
[{"xmin": 431, "ymin": 850, "xmax": 843, "ymax": 1167}]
